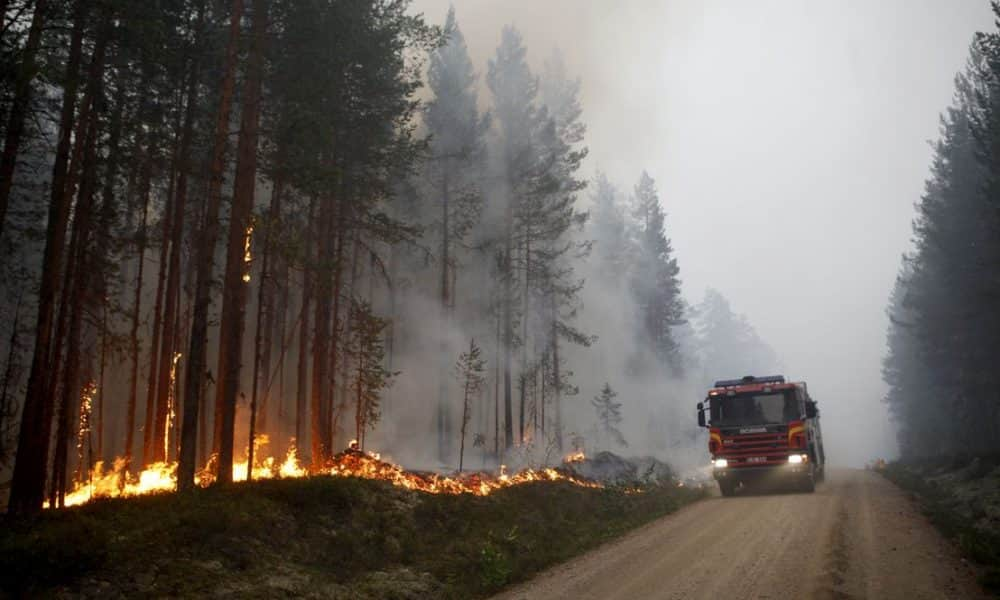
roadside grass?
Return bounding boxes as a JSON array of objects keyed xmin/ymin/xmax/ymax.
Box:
[
  {"xmin": 881, "ymin": 459, "xmax": 1000, "ymax": 594},
  {"xmin": 0, "ymin": 475, "xmax": 705, "ymax": 598}
]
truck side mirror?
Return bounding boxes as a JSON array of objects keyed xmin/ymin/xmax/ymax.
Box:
[
  {"xmin": 697, "ymin": 402, "xmax": 706, "ymax": 428},
  {"xmin": 805, "ymin": 400, "xmax": 818, "ymax": 419}
]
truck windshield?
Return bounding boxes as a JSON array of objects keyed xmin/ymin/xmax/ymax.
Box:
[{"xmin": 710, "ymin": 391, "xmax": 799, "ymax": 427}]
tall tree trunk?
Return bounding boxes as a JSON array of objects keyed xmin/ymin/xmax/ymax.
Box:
[
  {"xmin": 494, "ymin": 307, "xmax": 500, "ymax": 457},
  {"xmin": 334, "ymin": 231, "xmax": 360, "ymax": 448},
  {"xmin": 273, "ymin": 221, "xmax": 290, "ymax": 436},
  {"xmin": 125, "ymin": 181, "xmax": 150, "ymax": 472},
  {"xmin": 257, "ymin": 178, "xmax": 281, "ymax": 437},
  {"xmin": 519, "ymin": 237, "xmax": 530, "ymax": 443},
  {"xmin": 142, "ymin": 154, "xmax": 174, "ymax": 466},
  {"xmin": 7, "ymin": 0, "xmax": 88, "ymax": 515},
  {"xmin": 437, "ymin": 172, "xmax": 451, "ymax": 463},
  {"xmin": 213, "ymin": 0, "xmax": 266, "ymax": 484},
  {"xmin": 94, "ymin": 70, "xmax": 128, "ymax": 465},
  {"xmin": 178, "ymin": 0, "xmax": 244, "ymax": 491},
  {"xmin": 550, "ymin": 295, "xmax": 563, "ymax": 451},
  {"xmin": 310, "ymin": 195, "xmax": 334, "ymax": 467},
  {"xmin": 97, "ymin": 305, "xmax": 107, "ymax": 462},
  {"xmin": 459, "ymin": 340, "xmax": 474, "ymax": 473},
  {"xmin": 295, "ymin": 197, "xmax": 315, "ymax": 450},
  {"xmin": 0, "ymin": 0, "xmax": 50, "ymax": 237},
  {"xmin": 153, "ymin": 10, "xmax": 202, "ymax": 463},
  {"xmin": 0, "ymin": 296, "xmax": 21, "ymax": 462},
  {"xmin": 52, "ymin": 107, "xmax": 100, "ymax": 508},
  {"xmin": 247, "ymin": 180, "xmax": 276, "ymax": 479},
  {"xmin": 501, "ymin": 151, "xmax": 520, "ymax": 451},
  {"xmin": 51, "ymin": 12, "xmax": 109, "ymax": 503}
]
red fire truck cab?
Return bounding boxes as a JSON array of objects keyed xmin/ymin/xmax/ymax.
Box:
[{"xmin": 696, "ymin": 375, "xmax": 825, "ymax": 496}]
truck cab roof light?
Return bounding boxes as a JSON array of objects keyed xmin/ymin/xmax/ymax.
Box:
[{"xmin": 713, "ymin": 375, "xmax": 785, "ymax": 387}]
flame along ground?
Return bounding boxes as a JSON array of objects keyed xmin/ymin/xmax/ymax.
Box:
[{"xmin": 47, "ymin": 436, "xmax": 601, "ymax": 508}]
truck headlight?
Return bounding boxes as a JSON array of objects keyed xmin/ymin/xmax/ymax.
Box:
[
  {"xmin": 788, "ymin": 454, "xmax": 807, "ymax": 464},
  {"xmin": 714, "ymin": 458, "xmax": 728, "ymax": 468}
]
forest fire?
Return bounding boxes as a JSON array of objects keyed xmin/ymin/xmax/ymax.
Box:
[
  {"xmin": 563, "ymin": 451, "xmax": 586, "ymax": 463},
  {"xmin": 45, "ymin": 440, "xmax": 600, "ymax": 508}
]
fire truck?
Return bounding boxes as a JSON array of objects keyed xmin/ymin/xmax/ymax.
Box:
[{"xmin": 696, "ymin": 375, "xmax": 825, "ymax": 496}]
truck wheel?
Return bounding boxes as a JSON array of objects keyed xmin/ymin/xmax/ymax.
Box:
[{"xmin": 718, "ymin": 480, "xmax": 736, "ymax": 497}]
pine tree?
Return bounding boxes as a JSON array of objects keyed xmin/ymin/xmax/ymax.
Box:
[
  {"xmin": 346, "ymin": 301, "xmax": 394, "ymax": 450},
  {"xmin": 454, "ymin": 338, "xmax": 486, "ymax": 472},
  {"xmin": 487, "ymin": 25, "xmax": 537, "ymax": 450}
]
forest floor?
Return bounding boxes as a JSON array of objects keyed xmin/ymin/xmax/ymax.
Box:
[
  {"xmin": 0, "ymin": 473, "xmax": 704, "ymax": 598},
  {"xmin": 881, "ymin": 457, "xmax": 1000, "ymax": 594}
]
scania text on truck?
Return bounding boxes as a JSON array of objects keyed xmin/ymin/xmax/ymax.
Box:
[{"xmin": 695, "ymin": 374, "xmax": 825, "ymax": 496}]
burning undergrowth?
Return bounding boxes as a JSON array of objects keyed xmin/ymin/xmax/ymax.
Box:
[
  {"xmin": 2, "ymin": 460, "xmax": 705, "ymax": 598},
  {"xmin": 46, "ymin": 438, "xmax": 602, "ymax": 509}
]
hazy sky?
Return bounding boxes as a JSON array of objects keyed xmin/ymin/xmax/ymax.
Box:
[{"xmin": 409, "ymin": 0, "xmax": 995, "ymax": 466}]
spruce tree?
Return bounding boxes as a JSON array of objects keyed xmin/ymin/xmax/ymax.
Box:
[
  {"xmin": 424, "ymin": 6, "xmax": 488, "ymax": 463},
  {"xmin": 628, "ymin": 171, "xmax": 684, "ymax": 375},
  {"xmin": 592, "ymin": 382, "xmax": 625, "ymax": 451}
]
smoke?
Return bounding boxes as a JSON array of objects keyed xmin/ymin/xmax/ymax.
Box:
[{"xmin": 404, "ymin": 0, "xmax": 997, "ymax": 468}]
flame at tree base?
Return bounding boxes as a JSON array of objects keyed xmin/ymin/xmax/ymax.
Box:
[{"xmin": 46, "ymin": 438, "xmax": 600, "ymax": 508}]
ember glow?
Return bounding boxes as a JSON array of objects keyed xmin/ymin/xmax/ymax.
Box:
[
  {"xmin": 45, "ymin": 440, "xmax": 600, "ymax": 508},
  {"xmin": 241, "ymin": 223, "xmax": 253, "ymax": 282},
  {"xmin": 164, "ymin": 352, "xmax": 181, "ymax": 461},
  {"xmin": 563, "ymin": 451, "xmax": 586, "ymax": 464}
]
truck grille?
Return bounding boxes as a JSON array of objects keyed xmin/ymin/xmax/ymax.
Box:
[{"xmin": 718, "ymin": 432, "xmax": 789, "ymax": 466}]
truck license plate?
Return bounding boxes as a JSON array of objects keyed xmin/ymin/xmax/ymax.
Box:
[{"xmin": 747, "ymin": 456, "xmax": 767, "ymax": 463}]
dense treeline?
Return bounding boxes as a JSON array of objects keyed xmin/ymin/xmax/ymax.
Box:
[
  {"xmin": 0, "ymin": 0, "xmax": 779, "ymax": 516},
  {"xmin": 884, "ymin": 5, "xmax": 1000, "ymax": 457}
]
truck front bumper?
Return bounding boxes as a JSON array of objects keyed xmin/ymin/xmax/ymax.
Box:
[{"xmin": 712, "ymin": 462, "xmax": 812, "ymax": 482}]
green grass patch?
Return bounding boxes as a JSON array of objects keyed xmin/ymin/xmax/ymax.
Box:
[
  {"xmin": 1, "ymin": 476, "xmax": 704, "ymax": 598},
  {"xmin": 881, "ymin": 460, "xmax": 1000, "ymax": 594}
]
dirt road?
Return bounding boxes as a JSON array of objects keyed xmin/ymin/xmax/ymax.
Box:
[{"xmin": 495, "ymin": 469, "xmax": 986, "ymax": 600}]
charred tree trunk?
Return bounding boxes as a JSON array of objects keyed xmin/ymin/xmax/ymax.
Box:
[
  {"xmin": 213, "ymin": 0, "xmax": 266, "ymax": 484},
  {"xmin": 178, "ymin": 0, "xmax": 244, "ymax": 491}
]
